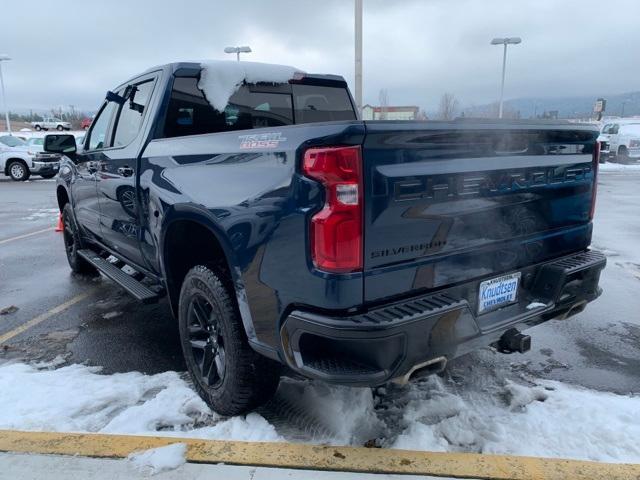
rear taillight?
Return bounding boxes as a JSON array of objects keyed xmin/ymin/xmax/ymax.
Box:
[
  {"xmin": 303, "ymin": 146, "xmax": 363, "ymax": 273},
  {"xmin": 590, "ymin": 141, "xmax": 600, "ymax": 220}
]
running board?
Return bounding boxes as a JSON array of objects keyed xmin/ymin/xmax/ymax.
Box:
[{"xmin": 77, "ymin": 249, "xmax": 160, "ymax": 304}]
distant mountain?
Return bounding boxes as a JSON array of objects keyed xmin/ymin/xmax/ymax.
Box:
[{"xmin": 465, "ymin": 91, "xmax": 640, "ymax": 119}]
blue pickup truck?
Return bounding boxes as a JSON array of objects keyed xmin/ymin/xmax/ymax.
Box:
[{"xmin": 46, "ymin": 60, "xmax": 606, "ymax": 415}]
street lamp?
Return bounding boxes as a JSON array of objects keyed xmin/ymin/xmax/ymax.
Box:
[
  {"xmin": 491, "ymin": 37, "xmax": 521, "ymax": 119},
  {"xmin": 0, "ymin": 54, "xmax": 11, "ymax": 134},
  {"xmin": 224, "ymin": 46, "xmax": 252, "ymax": 61},
  {"xmin": 621, "ymin": 99, "xmax": 629, "ymax": 117}
]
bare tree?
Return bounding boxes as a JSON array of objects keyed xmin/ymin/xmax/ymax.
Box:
[
  {"xmin": 437, "ymin": 93, "xmax": 459, "ymax": 120},
  {"xmin": 378, "ymin": 88, "xmax": 388, "ymax": 120}
]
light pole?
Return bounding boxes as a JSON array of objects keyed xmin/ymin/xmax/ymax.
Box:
[
  {"xmin": 354, "ymin": 0, "xmax": 363, "ymax": 117},
  {"xmin": 0, "ymin": 54, "xmax": 11, "ymax": 134},
  {"xmin": 621, "ymin": 99, "xmax": 629, "ymax": 117},
  {"xmin": 224, "ymin": 46, "xmax": 252, "ymax": 61},
  {"xmin": 491, "ymin": 37, "xmax": 521, "ymax": 119}
]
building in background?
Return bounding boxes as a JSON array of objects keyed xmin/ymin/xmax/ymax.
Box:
[{"xmin": 361, "ymin": 104, "xmax": 419, "ymax": 120}]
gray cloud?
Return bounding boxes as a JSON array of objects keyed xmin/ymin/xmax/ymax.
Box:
[{"xmin": 1, "ymin": 0, "xmax": 638, "ymax": 113}]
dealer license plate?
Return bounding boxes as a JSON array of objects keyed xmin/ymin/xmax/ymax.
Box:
[{"xmin": 478, "ymin": 272, "xmax": 521, "ymax": 314}]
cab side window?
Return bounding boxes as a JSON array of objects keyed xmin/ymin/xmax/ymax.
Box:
[
  {"xmin": 113, "ymin": 80, "xmax": 154, "ymax": 147},
  {"xmin": 87, "ymin": 101, "xmax": 118, "ymax": 150},
  {"xmin": 161, "ymin": 76, "xmax": 293, "ymax": 138}
]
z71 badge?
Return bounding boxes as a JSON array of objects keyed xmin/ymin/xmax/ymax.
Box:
[{"xmin": 239, "ymin": 132, "xmax": 287, "ymax": 149}]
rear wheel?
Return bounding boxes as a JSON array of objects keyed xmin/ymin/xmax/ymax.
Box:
[
  {"xmin": 178, "ymin": 265, "xmax": 280, "ymax": 416},
  {"xmin": 62, "ymin": 203, "xmax": 98, "ymax": 275},
  {"xmin": 8, "ymin": 160, "xmax": 30, "ymax": 181},
  {"xmin": 56, "ymin": 125, "xmax": 64, "ymax": 131},
  {"xmin": 617, "ymin": 146, "xmax": 631, "ymax": 164},
  {"xmin": 35, "ymin": 125, "xmax": 42, "ymax": 131}
]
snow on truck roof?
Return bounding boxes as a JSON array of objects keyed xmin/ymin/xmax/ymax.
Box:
[{"xmin": 198, "ymin": 60, "xmax": 304, "ymax": 111}]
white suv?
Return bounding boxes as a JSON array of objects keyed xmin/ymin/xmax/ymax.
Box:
[{"xmin": 30, "ymin": 117, "xmax": 72, "ymax": 131}]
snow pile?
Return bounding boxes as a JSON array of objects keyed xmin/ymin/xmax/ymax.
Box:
[
  {"xmin": 128, "ymin": 443, "xmax": 186, "ymax": 476},
  {"xmin": 198, "ymin": 60, "xmax": 302, "ymax": 111},
  {"xmin": 391, "ymin": 375, "xmax": 640, "ymax": 463},
  {"xmin": 0, "ymin": 362, "xmax": 280, "ymax": 442}
]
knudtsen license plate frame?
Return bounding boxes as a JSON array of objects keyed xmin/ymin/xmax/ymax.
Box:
[{"xmin": 478, "ymin": 272, "xmax": 521, "ymax": 314}]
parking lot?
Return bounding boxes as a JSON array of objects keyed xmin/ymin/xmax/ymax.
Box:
[{"xmin": 1, "ymin": 167, "xmax": 640, "ymax": 460}]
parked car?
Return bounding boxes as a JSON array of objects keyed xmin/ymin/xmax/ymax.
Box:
[
  {"xmin": 30, "ymin": 117, "xmax": 72, "ymax": 131},
  {"xmin": 0, "ymin": 135, "xmax": 59, "ymax": 180},
  {"xmin": 605, "ymin": 123, "xmax": 640, "ymax": 163},
  {"xmin": 47, "ymin": 60, "xmax": 606, "ymax": 415},
  {"xmin": 80, "ymin": 117, "xmax": 93, "ymax": 130},
  {"xmin": 597, "ymin": 123, "xmax": 615, "ymax": 161}
]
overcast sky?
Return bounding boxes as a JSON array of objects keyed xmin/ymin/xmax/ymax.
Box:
[{"xmin": 1, "ymin": 0, "xmax": 638, "ymax": 113}]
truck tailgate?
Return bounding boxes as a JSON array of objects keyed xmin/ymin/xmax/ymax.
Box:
[{"xmin": 362, "ymin": 121, "xmax": 598, "ymax": 303}]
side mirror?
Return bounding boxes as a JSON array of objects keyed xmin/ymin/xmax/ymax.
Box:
[{"xmin": 44, "ymin": 134, "xmax": 77, "ymax": 155}]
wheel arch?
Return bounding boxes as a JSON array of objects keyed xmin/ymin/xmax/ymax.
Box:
[
  {"xmin": 4, "ymin": 157, "xmax": 29, "ymax": 176},
  {"xmin": 56, "ymin": 185, "xmax": 70, "ymax": 212},
  {"xmin": 160, "ymin": 205, "xmax": 257, "ymax": 343}
]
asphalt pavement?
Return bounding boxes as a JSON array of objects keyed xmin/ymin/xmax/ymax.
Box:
[{"xmin": 0, "ymin": 169, "xmax": 639, "ymax": 397}]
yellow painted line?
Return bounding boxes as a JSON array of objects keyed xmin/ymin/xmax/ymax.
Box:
[
  {"xmin": 0, "ymin": 430, "xmax": 638, "ymax": 480},
  {"xmin": 0, "ymin": 292, "xmax": 90, "ymax": 345},
  {"xmin": 0, "ymin": 227, "xmax": 55, "ymax": 246}
]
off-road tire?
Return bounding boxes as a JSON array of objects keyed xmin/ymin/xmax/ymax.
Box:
[
  {"xmin": 178, "ymin": 265, "xmax": 280, "ymax": 416},
  {"xmin": 62, "ymin": 203, "xmax": 98, "ymax": 275}
]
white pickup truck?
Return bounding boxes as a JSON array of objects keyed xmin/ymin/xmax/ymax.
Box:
[
  {"xmin": 30, "ymin": 117, "xmax": 72, "ymax": 131},
  {"xmin": 602, "ymin": 122, "xmax": 640, "ymax": 163},
  {"xmin": 0, "ymin": 135, "xmax": 59, "ymax": 180}
]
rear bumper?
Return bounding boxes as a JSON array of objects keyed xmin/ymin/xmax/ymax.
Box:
[{"xmin": 280, "ymin": 249, "xmax": 606, "ymax": 386}]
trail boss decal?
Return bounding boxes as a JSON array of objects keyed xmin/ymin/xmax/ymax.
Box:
[{"xmin": 239, "ymin": 132, "xmax": 287, "ymax": 149}]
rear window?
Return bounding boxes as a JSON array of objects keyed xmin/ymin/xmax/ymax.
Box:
[
  {"xmin": 292, "ymin": 84, "xmax": 356, "ymax": 123},
  {"xmin": 161, "ymin": 77, "xmax": 355, "ymax": 139}
]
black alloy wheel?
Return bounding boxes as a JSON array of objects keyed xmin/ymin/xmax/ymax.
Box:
[{"xmin": 187, "ymin": 293, "xmax": 226, "ymax": 388}]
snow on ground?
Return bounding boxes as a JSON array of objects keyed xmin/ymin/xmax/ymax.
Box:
[
  {"xmin": 128, "ymin": 443, "xmax": 187, "ymax": 476},
  {"xmin": 0, "ymin": 362, "xmax": 281, "ymax": 442},
  {"xmin": 390, "ymin": 373, "xmax": 640, "ymax": 462},
  {"xmin": 0, "ymin": 358, "xmax": 639, "ymax": 463},
  {"xmin": 599, "ymin": 161, "xmax": 640, "ymax": 172}
]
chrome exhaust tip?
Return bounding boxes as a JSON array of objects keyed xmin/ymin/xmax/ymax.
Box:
[{"xmin": 391, "ymin": 356, "xmax": 447, "ymax": 386}]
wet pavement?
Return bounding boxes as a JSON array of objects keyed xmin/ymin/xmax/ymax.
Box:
[{"xmin": 0, "ymin": 170, "xmax": 639, "ymax": 397}]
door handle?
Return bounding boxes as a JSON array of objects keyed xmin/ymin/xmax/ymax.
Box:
[{"xmin": 117, "ymin": 166, "xmax": 134, "ymax": 177}]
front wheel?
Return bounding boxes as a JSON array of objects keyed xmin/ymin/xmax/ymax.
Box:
[
  {"xmin": 62, "ymin": 203, "xmax": 98, "ymax": 275},
  {"xmin": 8, "ymin": 160, "xmax": 30, "ymax": 181},
  {"xmin": 56, "ymin": 125, "xmax": 64, "ymax": 131},
  {"xmin": 178, "ymin": 265, "xmax": 280, "ymax": 416}
]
